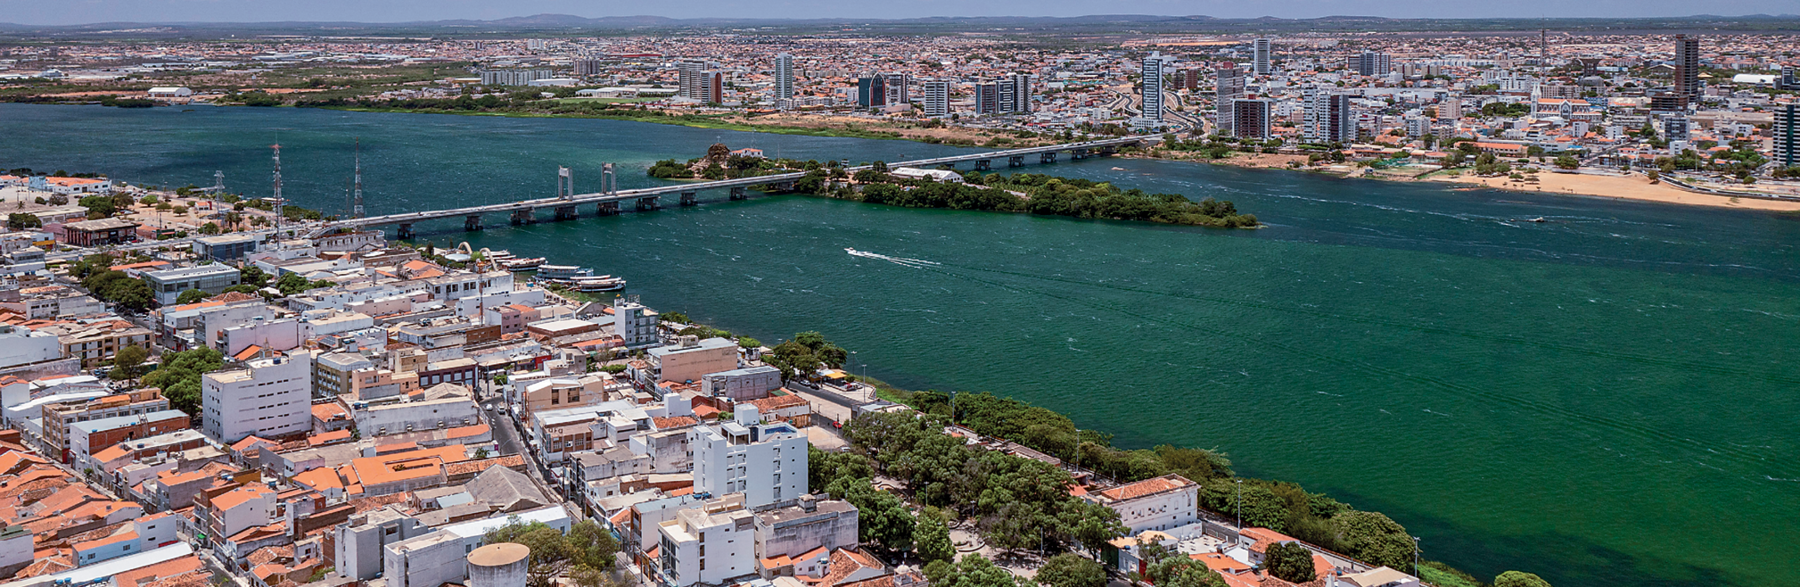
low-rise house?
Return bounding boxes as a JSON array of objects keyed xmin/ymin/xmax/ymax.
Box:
[
  {"xmin": 351, "ymin": 383, "xmax": 481, "ymax": 437},
  {"xmin": 1083, "ymin": 473, "xmax": 1199, "ymax": 534},
  {"xmin": 67, "ymin": 409, "xmax": 190, "ymax": 471}
]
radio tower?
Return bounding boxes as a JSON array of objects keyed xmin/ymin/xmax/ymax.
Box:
[
  {"xmin": 271, "ymin": 144, "xmax": 283, "ymax": 239},
  {"xmin": 353, "ymin": 139, "xmax": 365, "ymax": 219}
]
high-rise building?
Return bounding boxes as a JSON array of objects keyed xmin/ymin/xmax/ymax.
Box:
[
  {"xmin": 574, "ymin": 59, "xmax": 606, "ymax": 77},
  {"xmin": 678, "ymin": 61, "xmax": 722, "ymax": 103},
  {"xmin": 1214, "ymin": 64, "xmax": 1245, "ymax": 136},
  {"xmin": 1253, "ymin": 38, "xmax": 1273, "ymax": 75},
  {"xmin": 202, "ymin": 352, "xmax": 311, "ymax": 443},
  {"xmin": 1663, "ymin": 117, "xmax": 1692, "ymax": 143},
  {"xmin": 974, "ymin": 81, "xmax": 999, "ymax": 114},
  {"xmin": 1779, "ymin": 67, "xmax": 1799, "ymax": 91},
  {"xmin": 883, "ymin": 73, "xmax": 910, "ymax": 105},
  {"xmin": 1773, "ymin": 103, "xmax": 1799, "ymax": 168},
  {"xmin": 856, "ymin": 75, "xmax": 886, "ymax": 108},
  {"xmin": 1350, "ymin": 51, "xmax": 1391, "ymax": 76},
  {"xmin": 921, "ymin": 80, "xmax": 950, "ymax": 116},
  {"xmin": 1008, "ymin": 73, "xmax": 1033, "ymax": 113},
  {"xmin": 1439, "ymin": 93, "xmax": 1463, "ymax": 121},
  {"xmin": 691, "ymin": 407, "xmax": 808, "ymax": 509},
  {"xmin": 1140, "ymin": 52, "xmax": 1165, "ymax": 123},
  {"xmin": 479, "ymin": 69, "xmax": 553, "ymax": 86},
  {"xmin": 974, "ymin": 76, "xmax": 1030, "ymax": 116},
  {"xmin": 774, "ymin": 53, "xmax": 794, "ymax": 102},
  {"xmin": 1231, "ymin": 98, "xmax": 1272, "ymax": 139},
  {"xmin": 1303, "ymin": 87, "xmax": 1355, "ymax": 144},
  {"xmin": 1674, "ymin": 34, "xmax": 1701, "ymax": 105}
]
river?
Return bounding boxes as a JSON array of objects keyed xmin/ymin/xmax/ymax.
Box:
[{"xmin": 3, "ymin": 103, "xmax": 1797, "ymax": 587}]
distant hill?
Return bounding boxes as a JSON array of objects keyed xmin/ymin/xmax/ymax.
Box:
[{"xmin": 1, "ymin": 13, "xmax": 1797, "ymax": 38}]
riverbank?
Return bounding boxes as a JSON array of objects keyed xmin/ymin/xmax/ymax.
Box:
[{"xmin": 1431, "ymin": 171, "xmax": 1800, "ymax": 211}]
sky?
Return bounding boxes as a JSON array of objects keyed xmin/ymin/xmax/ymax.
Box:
[{"xmin": 4, "ymin": 0, "xmax": 1796, "ymax": 26}]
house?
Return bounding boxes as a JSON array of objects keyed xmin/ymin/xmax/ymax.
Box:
[
  {"xmin": 1083, "ymin": 473, "xmax": 1198, "ymax": 534},
  {"xmin": 57, "ymin": 218, "xmax": 139, "ymax": 247}
]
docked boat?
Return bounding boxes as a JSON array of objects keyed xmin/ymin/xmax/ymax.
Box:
[
  {"xmin": 572, "ymin": 275, "xmax": 627, "ymax": 292},
  {"xmin": 537, "ymin": 264, "xmax": 594, "ymax": 282},
  {"xmin": 500, "ymin": 256, "xmax": 546, "ymax": 270}
]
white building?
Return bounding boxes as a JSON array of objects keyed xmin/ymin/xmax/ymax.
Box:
[
  {"xmin": 614, "ymin": 297, "xmax": 660, "ymax": 348},
  {"xmin": 0, "ymin": 324, "xmax": 64, "ymax": 370},
  {"xmin": 691, "ymin": 407, "xmax": 807, "ymax": 509},
  {"xmin": 889, "ymin": 167, "xmax": 964, "ymax": 183},
  {"xmin": 353, "ymin": 383, "xmax": 482, "ymax": 437},
  {"xmin": 201, "ymin": 352, "xmax": 311, "ymax": 443},
  {"xmin": 920, "ymin": 80, "xmax": 950, "ymax": 117},
  {"xmin": 774, "ymin": 53, "xmax": 794, "ymax": 103},
  {"xmin": 1083, "ymin": 473, "xmax": 1198, "ymax": 534},
  {"xmin": 1253, "ymin": 38, "xmax": 1273, "ymax": 75},
  {"xmin": 656, "ymin": 497, "xmax": 757, "ymax": 587},
  {"xmin": 1138, "ymin": 52, "xmax": 1165, "ymax": 124},
  {"xmin": 146, "ymin": 87, "xmax": 193, "ymax": 99}
]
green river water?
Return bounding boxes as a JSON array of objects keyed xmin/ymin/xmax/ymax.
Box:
[{"xmin": 3, "ymin": 104, "xmax": 1797, "ymax": 586}]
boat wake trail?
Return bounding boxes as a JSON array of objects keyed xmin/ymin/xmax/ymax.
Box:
[{"xmin": 846, "ymin": 248, "xmax": 941, "ymax": 268}]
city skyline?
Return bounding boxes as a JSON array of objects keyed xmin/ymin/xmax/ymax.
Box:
[{"xmin": 3, "ymin": 0, "xmax": 1799, "ymax": 26}]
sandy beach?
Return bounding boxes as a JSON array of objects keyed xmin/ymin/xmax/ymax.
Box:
[{"xmin": 1430, "ymin": 171, "xmax": 1800, "ymax": 212}]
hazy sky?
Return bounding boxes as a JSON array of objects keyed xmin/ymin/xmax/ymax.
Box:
[{"xmin": 5, "ymin": 0, "xmax": 1795, "ymax": 25}]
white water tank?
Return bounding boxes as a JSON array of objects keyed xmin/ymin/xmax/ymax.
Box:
[{"xmin": 467, "ymin": 542, "xmax": 530, "ymax": 587}]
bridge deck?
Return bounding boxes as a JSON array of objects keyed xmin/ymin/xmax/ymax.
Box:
[{"xmin": 313, "ymin": 137, "xmax": 1143, "ymax": 236}]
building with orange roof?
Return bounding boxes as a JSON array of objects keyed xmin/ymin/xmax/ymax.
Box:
[
  {"xmin": 195, "ymin": 482, "xmax": 276, "ymax": 545},
  {"xmin": 1086, "ymin": 473, "xmax": 1199, "ymax": 533}
]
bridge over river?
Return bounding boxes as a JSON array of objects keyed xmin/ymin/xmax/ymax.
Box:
[{"xmin": 306, "ymin": 137, "xmax": 1146, "ymax": 239}]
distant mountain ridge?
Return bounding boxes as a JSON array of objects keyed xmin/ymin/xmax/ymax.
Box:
[{"xmin": 1, "ymin": 12, "xmax": 1797, "ymax": 35}]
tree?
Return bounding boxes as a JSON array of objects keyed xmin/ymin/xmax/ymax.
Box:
[
  {"xmin": 1036, "ymin": 554, "xmax": 1105, "ymax": 587},
  {"xmin": 1263, "ymin": 542, "xmax": 1316, "ymax": 583},
  {"xmin": 142, "ymin": 347, "xmax": 224, "ymax": 415},
  {"xmin": 930, "ymin": 554, "xmax": 1024, "ymax": 587},
  {"xmin": 1554, "ymin": 155, "xmax": 1580, "ymax": 170},
  {"xmin": 486, "ymin": 520, "xmax": 577, "ymax": 587},
  {"xmin": 275, "ymin": 272, "xmax": 318, "ymax": 296},
  {"xmin": 81, "ymin": 270, "xmax": 153, "ymax": 312},
  {"xmin": 1329, "ymin": 511, "xmax": 1414, "ymax": 570},
  {"xmin": 913, "ymin": 511, "xmax": 955, "ymax": 564},
  {"xmin": 826, "ymin": 475, "xmax": 915, "ymax": 552},
  {"xmin": 765, "ymin": 340, "xmax": 821, "ymax": 383},
  {"xmin": 567, "ymin": 519, "xmax": 621, "ymax": 569},
  {"xmin": 737, "ymin": 336, "xmax": 762, "ymax": 349},
  {"xmin": 6, "ymin": 213, "xmax": 40, "ymax": 230},
  {"xmin": 198, "ymin": 222, "xmax": 221, "ymax": 235},
  {"xmin": 1494, "ymin": 571, "xmax": 1552, "ymax": 587},
  {"xmin": 240, "ymin": 265, "xmax": 270, "ymax": 288},
  {"xmin": 176, "ymin": 289, "xmax": 209, "ymax": 304},
  {"xmin": 111, "ymin": 345, "xmax": 149, "ymax": 380}
]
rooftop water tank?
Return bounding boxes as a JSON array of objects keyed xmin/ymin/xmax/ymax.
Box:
[{"xmin": 467, "ymin": 542, "xmax": 530, "ymax": 587}]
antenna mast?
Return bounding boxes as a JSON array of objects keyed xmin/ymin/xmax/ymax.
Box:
[
  {"xmin": 271, "ymin": 144, "xmax": 283, "ymax": 239},
  {"xmin": 353, "ymin": 138, "xmax": 365, "ymax": 219}
]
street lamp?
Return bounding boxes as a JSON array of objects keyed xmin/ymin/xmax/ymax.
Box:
[
  {"xmin": 1235, "ymin": 479, "xmax": 1243, "ymax": 530},
  {"xmin": 1412, "ymin": 536, "xmax": 1421, "ymax": 578}
]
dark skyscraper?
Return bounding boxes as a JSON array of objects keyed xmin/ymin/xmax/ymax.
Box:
[
  {"xmin": 857, "ymin": 75, "xmax": 887, "ymax": 108},
  {"xmin": 1674, "ymin": 34, "xmax": 1700, "ymax": 105}
]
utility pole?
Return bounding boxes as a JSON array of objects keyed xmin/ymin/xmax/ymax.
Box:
[
  {"xmin": 353, "ymin": 138, "xmax": 364, "ymax": 219},
  {"xmin": 1235, "ymin": 479, "xmax": 1243, "ymax": 530}
]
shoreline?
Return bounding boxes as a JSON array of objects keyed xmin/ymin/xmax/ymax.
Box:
[{"xmin": 15, "ymin": 101, "xmax": 1795, "ymax": 214}]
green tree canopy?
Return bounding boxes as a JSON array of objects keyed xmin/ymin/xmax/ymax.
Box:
[
  {"xmin": 142, "ymin": 347, "xmax": 224, "ymax": 415},
  {"xmin": 1495, "ymin": 571, "xmax": 1553, "ymax": 587},
  {"xmin": 486, "ymin": 520, "xmax": 578, "ymax": 587},
  {"xmin": 1036, "ymin": 553, "xmax": 1105, "ymax": 587},
  {"xmin": 1263, "ymin": 542, "xmax": 1316, "ymax": 583},
  {"xmin": 765, "ymin": 340, "xmax": 821, "ymax": 383},
  {"xmin": 913, "ymin": 510, "xmax": 955, "ymax": 565},
  {"xmin": 176, "ymin": 289, "xmax": 209, "ymax": 304},
  {"xmin": 111, "ymin": 345, "xmax": 149, "ymax": 380}
]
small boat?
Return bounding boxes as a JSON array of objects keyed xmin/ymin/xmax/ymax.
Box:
[
  {"xmin": 537, "ymin": 264, "xmax": 594, "ymax": 282},
  {"xmin": 500, "ymin": 257, "xmax": 546, "ymax": 270},
  {"xmin": 572, "ymin": 275, "xmax": 627, "ymax": 292},
  {"xmin": 1525, "ymin": 217, "xmax": 1547, "ymax": 223}
]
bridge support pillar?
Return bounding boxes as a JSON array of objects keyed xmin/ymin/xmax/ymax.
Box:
[
  {"xmin": 680, "ymin": 192, "xmax": 698, "ymax": 206},
  {"xmin": 1008, "ymin": 155, "xmax": 1025, "ymax": 167},
  {"xmin": 774, "ymin": 182, "xmax": 794, "ymax": 193},
  {"xmin": 974, "ymin": 159, "xmax": 991, "ymax": 171},
  {"xmin": 637, "ymin": 196, "xmax": 659, "ymax": 211},
  {"xmin": 1099, "ymin": 146, "xmax": 1117, "ymax": 156},
  {"xmin": 1041, "ymin": 152, "xmax": 1057, "ymax": 164},
  {"xmin": 511, "ymin": 208, "xmax": 534, "ymax": 225},
  {"xmin": 1073, "ymin": 148, "xmax": 1089, "ymax": 160},
  {"xmin": 598, "ymin": 201, "xmax": 620, "ymax": 216},
  {"xmin": 555, "ymin": 205, "xmax": 577, "ymax": 221},
  {"xmin": 396, "ymin": 223, "xmax": 414, "ymax": 240},
  {"xmin": 464, "ymin": 215, "xmax": 482, "ymax": 231}
]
